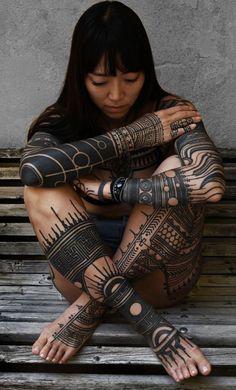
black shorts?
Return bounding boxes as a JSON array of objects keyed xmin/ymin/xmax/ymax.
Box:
[{"xmin": 89, "ymin": 214, "xmax": 129, "ymax": 255}]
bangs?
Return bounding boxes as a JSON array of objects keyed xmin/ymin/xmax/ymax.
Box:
[{"xmin": 82, "ymin": 28, "xmax": 145, "ymax": 76}]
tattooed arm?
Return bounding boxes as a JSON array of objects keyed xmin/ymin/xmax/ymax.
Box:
[
  {"xmin": 121, "ymin": 122, "xmax": 225, "ymax": 206},
  {"xmin": 119, "ymin": 97, "xmax": 225, "ymax": 205},
  {"xmin": 19, "ymin": 104, "xmax": 199, "ymax": 187},
  {"xmin": 79, "ymin": 98, "xmax": 225, "ymax": 205}
]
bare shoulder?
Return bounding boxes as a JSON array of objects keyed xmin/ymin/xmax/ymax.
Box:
[{"xmin": 158, "ymin": 94, "xmax": 197, "ymax": 110}]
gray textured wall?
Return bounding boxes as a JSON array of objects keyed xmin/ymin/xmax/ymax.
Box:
[{"xmin": 1, "ymin": 0, "xmax": 235, "ymax": 148}]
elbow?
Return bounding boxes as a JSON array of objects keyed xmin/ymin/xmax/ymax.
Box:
[
  {"xmin": 207, "ymin": 180, "xmax": 226, "ymax": 203},
  {"xmin": 19, "ymin": 163, "xmax": 43, "ymax": 187}
]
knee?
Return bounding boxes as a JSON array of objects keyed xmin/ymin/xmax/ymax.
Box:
[
  {"xmin": 24, "ymin": 184, "xmax": 76, "ymax": 220},
  {"xmin": 154, "ymin": 155, "xmax": 182, "ymax": 175}
]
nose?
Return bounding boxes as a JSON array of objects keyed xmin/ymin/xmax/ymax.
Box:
[{"xmin": 108, "ymin": 80, "xmax": 124, "ymax": 102}]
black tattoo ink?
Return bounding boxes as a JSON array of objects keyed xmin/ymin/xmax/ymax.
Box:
[
  {"xmin": 19, "ymin": 113, "xmax": 164, "ymax": 187},
  {"xmin": 121, "ymin": 124, "xmax": 225, "ymax": 207}
]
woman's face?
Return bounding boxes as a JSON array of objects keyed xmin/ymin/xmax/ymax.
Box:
[{"xmin": 85, "ymin": 58, "xmax": 145, "ymax": 123}]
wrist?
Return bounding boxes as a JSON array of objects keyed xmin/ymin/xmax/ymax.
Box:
[{"xmin": 109, "ymin": 113, "xmax": 162, "ymax": 156}]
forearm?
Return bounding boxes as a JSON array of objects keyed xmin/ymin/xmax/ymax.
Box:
[
  {"xmin": 19, "ymin": 113, "xmax": 162, "ymax": 187},
  {"xmin": 117, "ymin": 123, "xmax": 225, "ymax": 207}
]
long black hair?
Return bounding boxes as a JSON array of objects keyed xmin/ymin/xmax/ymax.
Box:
[{"xmin": 28, "ymin": 1, "xmax": 168, "ymax": 141}]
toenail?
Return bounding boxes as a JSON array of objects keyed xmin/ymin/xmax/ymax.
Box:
[
  {"xmin": 40, "ymin": 354, "xmax": 45, "ymax": 358},
  {"xmin": 202, "ymin": 366, "xmax": 209, "ymax": 373},
  {"xmin": 33, "ymin": 346, "xmax": 39, "ymax": 353}
]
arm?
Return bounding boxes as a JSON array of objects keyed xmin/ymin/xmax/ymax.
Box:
[
  {"xmin": 19, "ymin": 104, "xmax": 200, "ymax": 187},
  {"xmin": 78, "ymin": 98, "xmax": 225, "ymax": 206},
  {"xmin": 121, "ymin": 122, "xmax": 225, "ymax": 206}
]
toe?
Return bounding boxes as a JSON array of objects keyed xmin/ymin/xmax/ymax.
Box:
[
  {"xmin": 59, "ymin": 348, "xmax": 75, "ymax": 364},
  {"xmin": 52, "ymin": 348, "xmax": 66, "ymax": 364},
  {"xmin": 182, "ymin": 366, "xmax": 191, "ymax": 379},
  {"xmin": 176, "ymin": 368, "xmax": 184, "ymax": 382},
  {"xmin": 194, "ymin": 349, "xmax": 211, "ymax": 376},
  {"xmin": 40, "ymin": 342, "xmax": 53, "ymax": 360},
  {"xmin": 32, "ymin": 335, "xmax": 48, "ymax": 355},
  {"xmin": 199, "ymin": 362, "xmax": 211, "ymax": 376},
  {"xmin": 46, "ymin": 344, "xmax": 59, "ymax": 362},
  {"xmin": 188, "ymin": 362, "xmax": 198, "ymax": 377}
]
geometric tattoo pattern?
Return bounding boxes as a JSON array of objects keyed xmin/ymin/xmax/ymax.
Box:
[{"xmin": 116, "ymin": 203, "xmax": 205, "ymax": 300}]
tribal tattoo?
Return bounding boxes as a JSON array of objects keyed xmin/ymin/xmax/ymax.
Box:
[
  {"xmin": 115, "ymin": 203, "xmax": 205, "ymax": 299},
  {"xmin": 51, "ymin": 298, "xmax": 104, "ymax": 348},
  {"xmin": 121, "ymin": 124, "xmax": 225, "ymax": 207},
  {"xmin": 20, "ymin": 110, "xmax": 194, "ymax": 187},
  {"xmin": 39, "ymin": 199, "xmax": 200, "ymax": 368}
]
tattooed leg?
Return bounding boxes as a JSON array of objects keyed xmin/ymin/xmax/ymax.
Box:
[
  {"xmin": 107, "ymin": 155, "xmax": 211, "ymax": 381},
  {"xmin": 26, "ymin": 181, "xmax": 210, "ymax": 382},
  {"xmin": 24, "ymin": 185, "xmax": 107, "ymax": 363}
]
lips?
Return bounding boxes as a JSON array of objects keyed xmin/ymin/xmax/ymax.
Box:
[{"xmin": 104, "ymin": 105, "xmax": 127, "ymax": 112}]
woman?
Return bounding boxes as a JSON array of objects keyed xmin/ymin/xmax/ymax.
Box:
[{"xmin": 20, "ymin": 1, "xmax": 225, "ymax": 383}]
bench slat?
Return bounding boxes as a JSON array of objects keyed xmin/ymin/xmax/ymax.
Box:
[
  {"xmin": 0, "ymin": 184, "xmax": 235, "ymax": 200},
  {"xmin": 0, "ymin": 239, "xmax": 235, "ymax": 256},
  {"xmin": 1, "ymin": 163, "xmax": 235, "ymax": 180},
  {"xmin": 1, "ymin": 221, "xmax": 235, "ymax": 237},
  {"xmin": 0, "ymin": 258, "xmax": 235, "ymax": 274},
  {"xmin": 0, "ymin": 322, "xmax": 235, "ymax": 346},
  {"xmin": 1, "ymin": 345, "xmax": 236, "ymax": 366},
  {"xmin": 0, "ymin": 373, "xmax": 236, "ymax": 390},
  {"xmin": 1, "ymin": 202, "xmax": 236, "ymax": 218}
]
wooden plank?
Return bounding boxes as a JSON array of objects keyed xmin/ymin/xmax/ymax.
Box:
[
  {"xmin": 203, "ymin": 222, "xmax": 236, "ymax": 237},
  {"xmin": 0, "ymin": 239, "xmax": 235, "ymax": 256},
  {"xmin": 0, "ymin": 187, "xmax": 23, "ymax": 200},
  {"xmin": 201, "ymin": 258, "xmax": 236, "ymax": 274},
  {"xmin": 0, "ymin": 282, "xmax": 236, "ymax": 301},
  {"xmin": 1, "ymin": 309, "xmax": 236, "ymax": 324},
  {"xmin": 201, "ymin": 239, "xmax": 236, "ymax": 257},
  {"xmin": 205, "ymin": 203, "xmax": 236, "ymax": 218},
  {"xmin": 0, "ymin": 373, "xmax": 236, "ymax": 390},
  {"xmin": 0, "ymin": 148, "xmax": 23, "ymax": 158},
  {"xmin": 0, "ymin": 259, "xmax": 48, "ymax": 273},
  {"xmin": 0, "ymin": 201, "xmax": 235, "ymax": 218},
  {"xmin": 0, "ymin": 185, "xmax": 234, "ymax": 201},
  {"xmin": 0, "ymin": 258, "xmax": 233, "ymax": 275},
  {"xmin": 0, "ymin": 322, "xmax": 235, "ymax": 346},
  {"xmin": 1, "ymin": 221, "xmax": 235, "ymax": 237},
  {"xmin": 1, "ymin": 272, "xmax": 236, "ymax": 290},
  {"xmin": 0, "ymin": 203, "xmax": 26, "ymax": 216},
  {"xmin": 1, "ymin": 345, "xmax": 236, "ymax": 366}
]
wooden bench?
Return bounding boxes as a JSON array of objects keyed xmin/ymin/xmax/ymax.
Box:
[{"xmin": 0, "ymin": 148, "xmax": 236, "ymax": 389}]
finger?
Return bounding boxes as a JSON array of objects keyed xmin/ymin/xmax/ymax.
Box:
[
  {"xmin": 170, "ymin": 123, "xmax": 196, "ymax": 139},
  {"xmin": 170, "ymin": 118, "xmax": 194, "ymax": 131},
  {"xmin": 162, "ymin": 105, "xmax": 199, "ymax": 115},
  {"xmin": 170, "ymin": 110, "xmax": 201, "ymax": 121}
]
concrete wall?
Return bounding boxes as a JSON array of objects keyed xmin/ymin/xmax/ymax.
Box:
[{"xmin": 1, "ymin": 0, "xmax": 235, "ymax": 148}]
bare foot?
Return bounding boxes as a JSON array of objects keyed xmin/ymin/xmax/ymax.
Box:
[
  {"xmin": 32, "ymin": 293, "xmax": 104, "ymax": 364},
  {"xmin": 152, "ymin": 318, "xmax": 211, "ymax": 382}
]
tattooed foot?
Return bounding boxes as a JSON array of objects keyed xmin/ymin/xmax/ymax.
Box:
[
  {"xmin": 32, "ymin": 294, "xmax": 104, "ymax": 364},
  {"xmin": 152, "ymin": 318, "xmax": 211, "ymax": 382}
]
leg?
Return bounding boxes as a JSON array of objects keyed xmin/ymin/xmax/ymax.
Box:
[
  {"xmin": 110, "ymin": 155, "xmax": 210, "ymax": 381},
  {"xmin": 24, "ymin": 184, "xmax": 106, "ymax": 362}
]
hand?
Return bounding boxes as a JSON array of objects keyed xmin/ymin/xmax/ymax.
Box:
[
  {"xmin": 73, "ymin": 176, "xmax": 100, "ymax": 199},
  {"xmin": 153, "ymin": 104, "xmax": 202, "ymax": 143},
  {"xmin": 115, "ymin": 104, "xmax": 202, "ymax": 152},
  {"xmin": 73, "ymin": 176, "xmax": 112, "ymax": 201}
]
